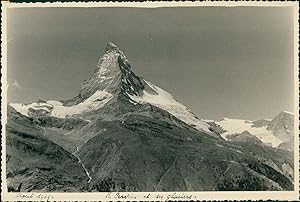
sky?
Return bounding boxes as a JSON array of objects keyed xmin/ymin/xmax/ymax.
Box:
[{"xmin": 6, "ymin": 6, "xmax": 295, "ymax": 120}]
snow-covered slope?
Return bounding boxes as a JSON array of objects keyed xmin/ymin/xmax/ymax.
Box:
[
  {"xmin": 128, "ymin": 80, "xmax": 212, "ymax": 134},
  {"xmin": 10, "ymin": 90, "xmax": 113, "ymax": 118},
  {"xmin": 10, "ymin": 42, "xmax": 213, "ymax": 134},
  {"xmin": 217, "ymin": 118, "xmax": 283, "ymax": 147}
]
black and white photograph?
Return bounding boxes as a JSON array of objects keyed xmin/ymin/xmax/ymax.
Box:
[{"xmin": 1, "ymin": 1, "xmax": 299, "ymax": 201}]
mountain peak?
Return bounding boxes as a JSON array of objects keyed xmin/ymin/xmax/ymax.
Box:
[
  {"xmin": 271, "ymin": 111, "xmax": 294, "ymax": 122},
  {"xmin": 62, "ymin": 42, "xmax": 145, "ymax": 104},
  {"xmin": 105, "ymin": 42, "xmax": 119, "ymax": 52}
]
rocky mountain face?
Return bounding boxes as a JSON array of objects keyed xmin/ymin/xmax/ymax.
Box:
[
  {"xmin": 7, "ymin": 42, "xmax": 294, "ymax": 192},
  {"xmin": 268, "ymin": 112, "xmax": 294, "ymax": 140}
]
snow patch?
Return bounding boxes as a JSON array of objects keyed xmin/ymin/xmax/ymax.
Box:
[
  {"xmin": 30, "ymin": 106, "xmax": 51, "ymax": 112},
  {"xmin": 47, "ymin": 100, "xmax": 63, "ymax": 106},
  {"xmin": 283, "ymin": 111, "xmax": 294, "ymax": 115},
  {"xmin": 203, "ymin": 119, "xmax": 214, "ymax": 123},
  {"xmin": 10, "ymin": 103, "xmax": 30, "ymax": 116},
  {"xmin": 128, "ymin": 99, "xmax": 137, "ymax": 105}
]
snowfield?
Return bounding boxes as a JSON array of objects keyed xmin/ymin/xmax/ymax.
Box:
[
  {"xmin": 128, "ymin": 80, "xmax": 212, "ymax": 134},
  {"xmin": 10, "ymin": 90, "xmax": 113, "ymax": 118},
  {"xmin": 217, "ymin": 118, "xmax": 283, "ymax": 147},
  {"xmin": 10, "ymin": 102, "xmax": 52, "ymax": 116}
]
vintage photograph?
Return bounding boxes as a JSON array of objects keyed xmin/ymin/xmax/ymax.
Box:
[{"xmin": 1, "ymin": 1, "xmax": 299, "ymax": 201}]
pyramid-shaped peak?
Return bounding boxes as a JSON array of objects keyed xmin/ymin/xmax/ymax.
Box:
[
  {"xmin": 105, "ymin": 42, "xmax": 119, "ymax": 52},
  {"xmin": 68, "ymin": 41, "xmax": 144, "ymax": 103}
]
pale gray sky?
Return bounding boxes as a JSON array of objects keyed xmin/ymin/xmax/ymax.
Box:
[{"xmin": 6, "ymin": 6, "xmax": 294, "ymax": 120}]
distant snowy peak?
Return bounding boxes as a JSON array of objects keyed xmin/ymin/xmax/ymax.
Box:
[
  {"xmin": 268, "ymin": 111, "xmax": 294, "ymax": 140},
  {"xmin": 272, "ymin": 111, "xmax": 294, "ymax": 122},
  {"xmin": 215, "ymin": 111, "xmax": 294, "ymax": 148},
  {"xmin": 217, "ymin": 118, "xmax": 283, "ymax": 147}
]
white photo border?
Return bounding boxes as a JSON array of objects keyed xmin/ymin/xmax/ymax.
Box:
[{"xmin": 1, "ymin": 1, "xmax": 299, "ymax": 201}]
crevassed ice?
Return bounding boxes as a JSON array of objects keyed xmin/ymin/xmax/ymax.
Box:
[
  {"xmin": 10, "ymin": 90, "xmax": 113, "ymax": 118},
  {"xmin": 217, "ymin": 118, "xmax": 283, "ymax": 147},
  {"xmin": 128, "ymin": 80, "xmax": 212, "ymax": 133}
]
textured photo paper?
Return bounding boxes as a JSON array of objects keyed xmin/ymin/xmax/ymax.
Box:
[{"xmin": 1, "ymin": 1, "xmax": 299, "ymax": 201}]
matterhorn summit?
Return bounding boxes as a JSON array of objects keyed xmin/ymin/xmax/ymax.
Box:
[
  {"xmin": 73, "ymin": 42, "xmax": 143, "ymax": 102},
  {"xmin": 10, "ymin": 42, "xmax": 212, "ymax": 133},
  {"xmin": 105, "ymin": 42, "xmax": 119, "ymax": 52}
]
